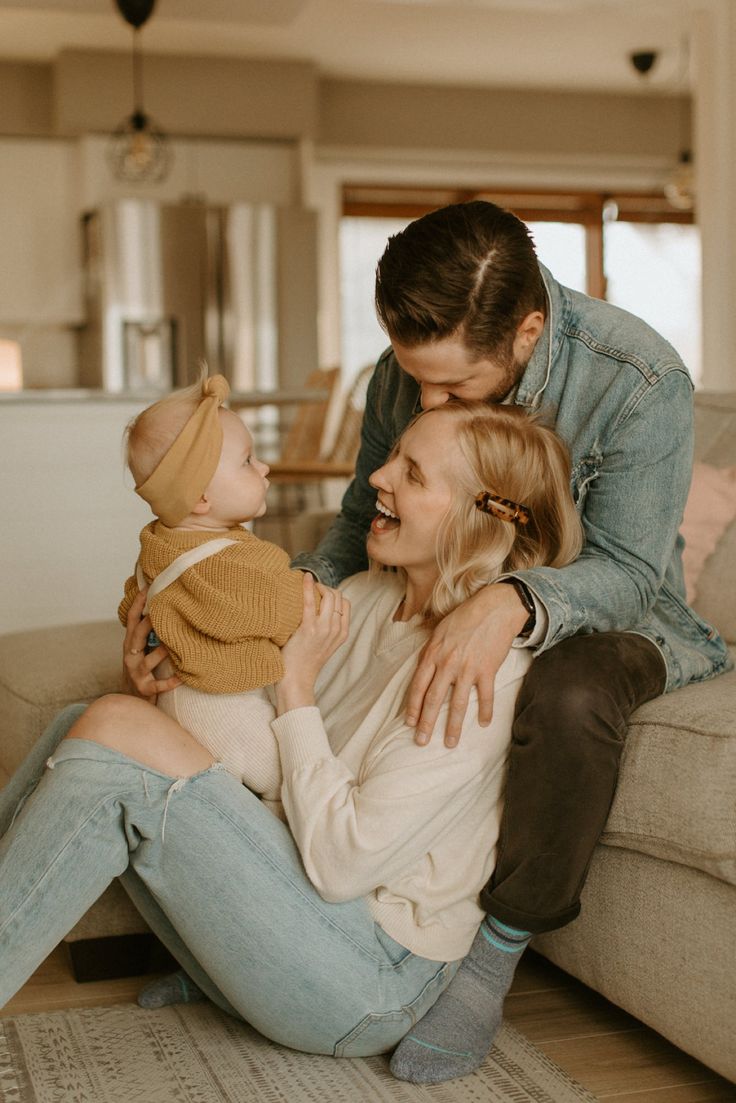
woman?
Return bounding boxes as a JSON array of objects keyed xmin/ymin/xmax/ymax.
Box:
[{"xmin": 0, "ymin": 400, "xmax": 582, "ymax": 1059}]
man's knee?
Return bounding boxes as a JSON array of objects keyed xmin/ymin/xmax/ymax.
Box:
[{"xmin": 514, "ymin": 636, "xmax": 634, "ymax": 751}]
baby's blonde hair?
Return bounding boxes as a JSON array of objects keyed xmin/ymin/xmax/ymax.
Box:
[
  {"xmin": 124, "ymin": 368, "xmax": 209, "ymax": 487},
  {"xmin": 391, "ymin": 401, "xmax": 583, "ymax": 623}
]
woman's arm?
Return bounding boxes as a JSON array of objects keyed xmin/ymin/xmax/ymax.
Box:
[
  {"xmin": 274, "ymin": 574, "xmax": 350, "ymax": 712},
  {"xmin": 274, "ymin": 649, "xmax": 530, "ymax": 903}
]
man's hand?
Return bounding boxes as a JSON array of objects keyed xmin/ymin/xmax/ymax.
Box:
[
  {"xmin": 407, "ymin": 583, "xmax": 530, "ymax": 748},
  {"xmin": 122, "ymin": 588, "xmax": 182, "ymax": 700}
]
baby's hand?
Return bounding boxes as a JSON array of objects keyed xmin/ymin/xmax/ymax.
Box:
[{"xmin": 276, "ymin": 575, "xmax": 350, "ymax": 714}]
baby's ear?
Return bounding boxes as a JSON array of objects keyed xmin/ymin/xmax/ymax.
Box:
[{"xmin": 191, "ymin": 495, "xmax": 211, "ymax": 515}]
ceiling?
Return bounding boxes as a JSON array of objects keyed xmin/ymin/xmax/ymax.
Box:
[{"xmin": 0, "ymin": 0, "xmax": 693, "ymax": 94}]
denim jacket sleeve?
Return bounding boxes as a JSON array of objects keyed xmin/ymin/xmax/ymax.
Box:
[
  {"xmin": 292, "ymin": 351, "xmax": 409, "ymax": 586},
  {"xmin": 513, "ymin": 367, "xmax": 694, "ymax": 653}
]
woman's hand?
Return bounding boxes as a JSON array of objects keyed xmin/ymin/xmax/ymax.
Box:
[
  {"xmin": 406, "ymin": 583, "xmax": 529, "ymax": 748},
  {"xmin": 122, "ymin": 588, "xmax": 182, "ymax": 701},
  {"xmin": 275, "ymin": 574, "xmax": 350, "ymax": 715}
]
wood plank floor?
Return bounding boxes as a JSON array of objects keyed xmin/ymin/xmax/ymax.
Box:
[{"xmin": 2, "ymin": 947, "xmax": 734, "ymax": 1101}]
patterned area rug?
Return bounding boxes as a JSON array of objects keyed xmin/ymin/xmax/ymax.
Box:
[{"xmin": 0, "ymin": 1001, "xmax": 598, "ymax": 1103}]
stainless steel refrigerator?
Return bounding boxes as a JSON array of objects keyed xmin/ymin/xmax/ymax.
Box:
[{"xmin": 78, "ymin": 198, "xmax": 319, "ymax": 394}]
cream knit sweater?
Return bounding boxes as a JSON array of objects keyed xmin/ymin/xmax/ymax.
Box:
[{"xmin": 272, "ymin": 571, "xmax": 532, "ymax": 963}]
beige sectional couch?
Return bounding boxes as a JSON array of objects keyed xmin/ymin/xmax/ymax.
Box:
[
  {"xmin": 1, "ymin": 392, "xmax": 734, "ymax": 1079},
  {"xmin": 535, "ymin": 391, "xmax": 736, "ymax": 1082}
]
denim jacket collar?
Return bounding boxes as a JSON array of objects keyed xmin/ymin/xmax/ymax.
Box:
[{"xmin": 516, "ymin": 263, "xmax": 570, "ymax": 411}]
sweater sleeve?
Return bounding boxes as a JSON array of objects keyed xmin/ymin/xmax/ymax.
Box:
[{"xmin": 272, "ymin": 655, "xmax": 527, "ymax": 903}]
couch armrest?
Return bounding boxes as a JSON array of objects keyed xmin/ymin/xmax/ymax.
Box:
[{"xmin": 0, "ymin": 620, "xmax": 123, "ymax": 775}]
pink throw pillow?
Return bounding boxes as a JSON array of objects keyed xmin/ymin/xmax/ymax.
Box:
[{"xmin": 680, "ymin": 462, "xmax": 736, "ymax": 602}]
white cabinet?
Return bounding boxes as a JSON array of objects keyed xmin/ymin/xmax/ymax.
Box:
[{"xmin": 0, "ymin": 398, "xmax": 151, "ymax": 633}]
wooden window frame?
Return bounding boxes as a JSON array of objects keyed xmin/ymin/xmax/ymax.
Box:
[{"xmin": 342, "ymin": 185, "xmax": 694, "ymax": 302}]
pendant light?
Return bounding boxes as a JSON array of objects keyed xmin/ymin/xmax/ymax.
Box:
[{"xmin": 107, "ymin": 0, "xmax": 172, "ymax": 184}]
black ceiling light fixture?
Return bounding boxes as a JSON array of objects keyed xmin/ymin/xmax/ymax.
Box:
[
  {"xmin": 629, "ymin": 50, "xmax": 658, "ymax": 77},
  {"xmin": 107, "ymin": 0, "xmax": 172, "ymax": 184}
]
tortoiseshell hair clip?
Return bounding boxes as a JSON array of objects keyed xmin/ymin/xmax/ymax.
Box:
[{"xmin": 475, "ymin": 491, "xmax": 530, "ymax": 526}]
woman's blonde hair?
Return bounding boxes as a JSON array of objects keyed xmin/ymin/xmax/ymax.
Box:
[
  {"xmin": 399, "ymin": 401, "xmax": 583, "ymax": 622},
  {"xmin": 124, "ymin": 368, "xmax": 209, "ymax": 487}
]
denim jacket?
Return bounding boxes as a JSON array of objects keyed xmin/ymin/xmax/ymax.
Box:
[{"xmin": 294, "ymin": 265, "xmax": 731, "ymax": 692}]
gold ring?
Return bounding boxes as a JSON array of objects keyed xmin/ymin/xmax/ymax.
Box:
[{"xmin": 128, "ymin": 648, "xmax": 142, "ymax": 655}]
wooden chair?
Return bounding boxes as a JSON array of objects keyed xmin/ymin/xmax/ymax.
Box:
[
  {"xmin": 251, "ymin": 366, "xmax": 341, "ymax": 549},
  {"xmin": 260, "ymin": 363, "xmax": 374, "ymax": 552},
  {"xmin": 268, "ymin": 362, "xmax": 372, "ymax": 483},
  {"xmin": 276, "ymin": 367, "xmax": 341, "ymax": 467}
]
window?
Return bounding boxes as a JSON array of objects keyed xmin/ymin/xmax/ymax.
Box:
[
  {"xmin": 340, "ymin": 186, "xmax": 700, "ymax": 384},
  {"xmin": 604, "ymin": 220, "xmax": 701, "ymax": 380},
  {"xmin": 340, "ymin": 216, "xmax": 409, "ymax": 383}
]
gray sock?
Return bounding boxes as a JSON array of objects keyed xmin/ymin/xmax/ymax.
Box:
[
  {"xmin": 390, "ymin": 917, "xmax": 530, "ymax": 1083},
  {"xmin": 137, "ymin": 969, "xmax": 206, "ymax": 1009}
]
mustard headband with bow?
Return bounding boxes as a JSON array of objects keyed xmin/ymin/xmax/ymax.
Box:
[{"xmin": 135, "ymin": 374, "xmax": 230, "ymax": 527}]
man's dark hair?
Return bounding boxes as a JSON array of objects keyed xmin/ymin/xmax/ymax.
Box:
[{"xmin": 375, "ymin": 200, "xmax": 547, "ymax": 363}]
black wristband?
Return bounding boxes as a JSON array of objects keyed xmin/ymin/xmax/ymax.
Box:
[{"xmin": 496, "ymin": 578, "xmax": 536, "ymax": 637}]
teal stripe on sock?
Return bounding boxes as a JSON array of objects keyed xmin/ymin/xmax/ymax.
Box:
[
  {"xmin": 480, "ymin": 923, "xmax": 529, "ymax": 954},
  {"xmin": 404, "ymin": 1036, "xmax": 473, "ymax": 1059},
  {"xmin": 492, "ymin": 918, "xmax": 531, "ymax": 938},
  {"xmin": 176, "ymin": 972, "xmax": 191, "ymax": 1002}
]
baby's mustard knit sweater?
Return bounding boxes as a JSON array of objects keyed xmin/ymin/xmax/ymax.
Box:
[{"xmin": 118, "ymin": 522, "xmax": 304, "ymax": 693}]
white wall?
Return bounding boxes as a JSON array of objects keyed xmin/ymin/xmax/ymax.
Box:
[
  {"xmin": 0, "ymin": 139, "xmax": 82, "ymax": 326},
  {"xmin": 0, "ymin": 399, "xmax": 152, "ymax": 634},
  {"xmin": 75, "ymin": 136, "xmax": 300, "ymax": 213},
  {"xmin": 692, "ymin": 0, "xmax": 736, "ymax": 392}
]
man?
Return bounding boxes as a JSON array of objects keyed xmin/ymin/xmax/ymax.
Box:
[{"xmin": 294, "ymin": 200, "xmax": 730, "ymax": 1083}]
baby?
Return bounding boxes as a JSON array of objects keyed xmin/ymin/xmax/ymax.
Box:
[{"xmin": 119, "ymin": 372, "xmax": 316, "ymax": 800}]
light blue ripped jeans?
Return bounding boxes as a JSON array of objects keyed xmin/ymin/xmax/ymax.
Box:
[{"xmin": 0, "ymin": 705, "xmax": 458, "ymax": 1056}]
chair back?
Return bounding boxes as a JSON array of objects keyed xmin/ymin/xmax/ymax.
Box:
[
  {"xmin": 280, "ymin": 367, "xmax": 341, "ymax": 463},
  {"xmin": 328, "ymin": 364, "xmax": 373, "ymax": 465}
]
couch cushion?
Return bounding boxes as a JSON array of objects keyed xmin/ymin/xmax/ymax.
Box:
[
  {"xmin": 533, "ymin": 847, "xmax": 736, "ymax": 1083},
  {"xmin": 0, "ymin": 620, "xmax": 122, "ymax": 774},
  {"xmin": 692, "ymin": 518, "xmax": 736, "ymax": 645},
  {"xmin": 0, "ymin": 620, "xmax": 148, "ymax": 943},
  {"xmin": 602, "ymin": 664, "xmax": 736, "ymax": 886},
  {"xmin": 681, "ymin": 462, "xmax": 736, "ymax": 603},
  {"xmin": 693, "ymin": 391, "xmax": 736, "ymax": 468},
  {"xmin": 690, "ymin": 392, "xmax": 736, "ymax": 644}
]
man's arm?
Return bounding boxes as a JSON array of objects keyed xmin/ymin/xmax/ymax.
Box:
[
  {"xmin": 408, "ymin": 367, "xmax": 694, "ymax": 745},
  {"xmin": 513, "ymin": 367, "xmax": 694, "ymax": 651}
]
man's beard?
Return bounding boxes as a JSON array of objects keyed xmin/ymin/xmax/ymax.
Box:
[{"xmin": 482, "ymin": 356, "xmax": 527, "ymax": 404}]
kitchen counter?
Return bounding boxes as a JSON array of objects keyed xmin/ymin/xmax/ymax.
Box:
[{"xmin": 0, "ymin": 387, "xmax": 329, "ymax": 406}]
